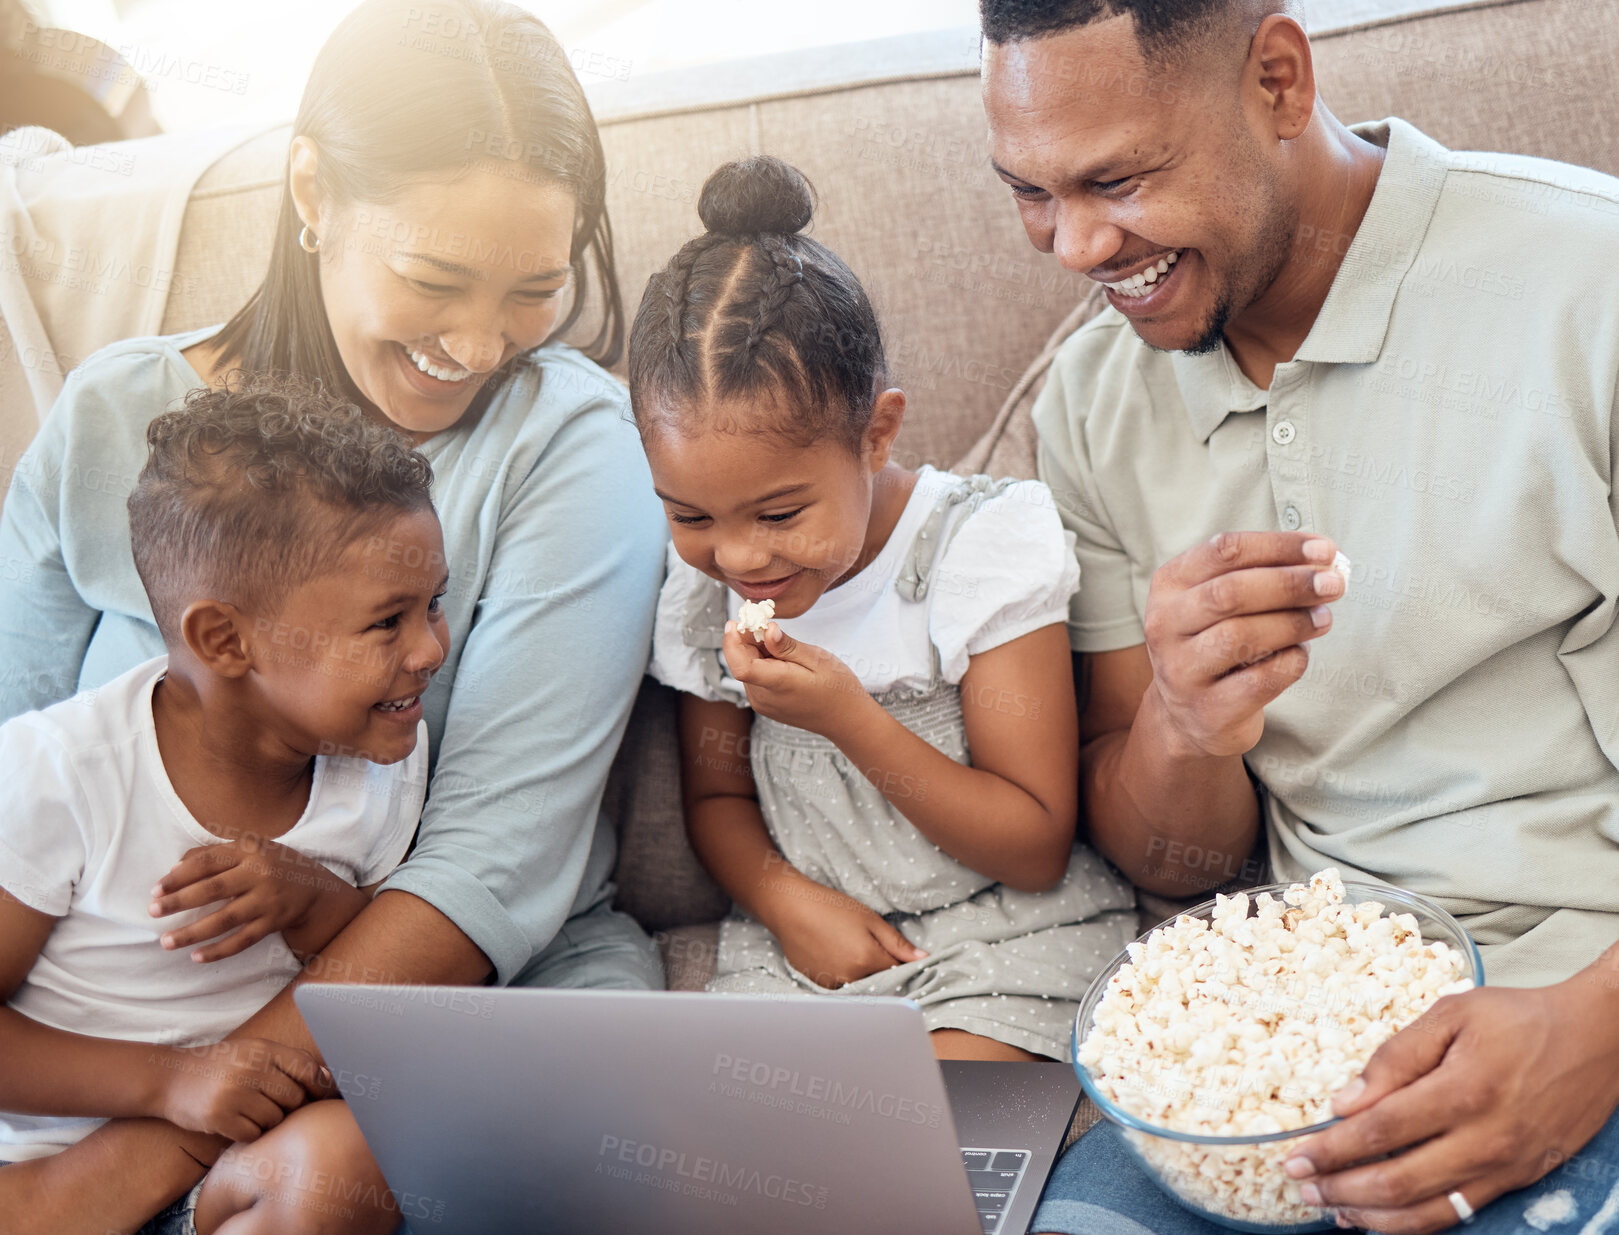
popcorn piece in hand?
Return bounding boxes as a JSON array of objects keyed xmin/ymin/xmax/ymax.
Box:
[
  {"xmin": 737, "ymin": 598, "xmax": 776, "ymax": 641},
  {"xmin": 1331, "ymin": 551, "xmax": 1352, "ymax": 591}
]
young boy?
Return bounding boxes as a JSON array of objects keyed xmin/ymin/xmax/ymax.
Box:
[{"xmin": 0, "ymin": 377, "xmax": 449, "ymax": 1233}]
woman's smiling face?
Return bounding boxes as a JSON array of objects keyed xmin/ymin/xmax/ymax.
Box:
[{"xmin": 293, "ymin": 146, "xmax": 577, "ymax": 438}]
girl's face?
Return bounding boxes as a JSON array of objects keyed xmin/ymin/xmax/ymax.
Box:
[
  {"xmin": 643, "ymin": 394, "xmax": 906, "ymax": 619},
  {"xmin": 293, "ymin": 146, "xmax": 577, "ymax": 439}
]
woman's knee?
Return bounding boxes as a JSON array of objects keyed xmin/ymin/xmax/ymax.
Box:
[{"xmin": 196, "ymin": 1100, "xmax": 399, "ymax": 1235}]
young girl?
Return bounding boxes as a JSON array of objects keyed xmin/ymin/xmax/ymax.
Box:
[{"xmin": 631, "ymin": 156, "xmax": 1137, "ymax": 1063}]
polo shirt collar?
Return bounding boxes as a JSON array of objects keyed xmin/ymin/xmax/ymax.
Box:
[
  {"xmin": 1170, "ymin": 117, "xmax": 1451, "ymax": 442},
  {"xmin": 1170, "ymin": 342, "xmax": 1268, "ymax": 442}
]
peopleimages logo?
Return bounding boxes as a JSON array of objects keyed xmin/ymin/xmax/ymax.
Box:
[
  {"xmin": 709, "ymin": 1053, "xmax": 945, "ymax": 1128},
  {"xmin": 595, "ymin": 1135, "xmax": 829, "ymax": 1209}
]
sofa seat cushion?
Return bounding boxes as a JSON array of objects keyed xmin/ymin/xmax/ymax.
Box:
[{"xmin": 657, "ymin": 920, "xmax": 721, "ymax": 992}]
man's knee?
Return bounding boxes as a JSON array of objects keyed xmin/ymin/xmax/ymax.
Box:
[{"xmin": 510, "ymin": 904, "xmax": 666, "ymax": 991}]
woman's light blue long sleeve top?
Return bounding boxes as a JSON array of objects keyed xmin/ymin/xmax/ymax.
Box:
[{"xmin": 0, "ymin": 328, "xmax": 667, "ymax": 983}]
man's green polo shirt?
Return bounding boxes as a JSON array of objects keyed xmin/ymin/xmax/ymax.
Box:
[{"xmin": 1035, "ymin": 118, "xmax": 1619, "ymax": 988}]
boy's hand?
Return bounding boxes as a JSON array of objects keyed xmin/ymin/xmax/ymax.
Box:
[
  {"xmin": 722, "ymin": 621, "xmax": 873, "ymax": 740},
  {"xmin": 762, "ymin": 874, "xmax": 927, "ymax": 989},
  {"xmin": 0, "ymin": 1159, "xmax": 61, "ymax": 1235},
  {"xmin": 149, "ymin": 838, "xmax": 356, "ymax": 962},
  {"xmin": 154, "ymin": 1036, "xmax": 333, "ymax": 1142}
]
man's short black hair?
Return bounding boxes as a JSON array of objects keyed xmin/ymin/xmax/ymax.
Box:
[{"xmin": 981, "ymin": 0, "xmax": 1273, "ymax": 61}]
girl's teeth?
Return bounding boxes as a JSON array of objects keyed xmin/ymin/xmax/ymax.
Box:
[{"xmin": 405, "ymin": 346, "xmax": 472, "ymax": 383}]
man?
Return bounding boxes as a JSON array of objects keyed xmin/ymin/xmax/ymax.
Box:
[{"xmin": 979, "ymin": 1, "xmax": 1619, "ymax": 1231}]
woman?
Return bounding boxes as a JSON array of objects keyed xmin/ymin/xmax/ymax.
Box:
[{"xmin": 0, "ymin": 2, "xmax": 666, "ymax": 1231}]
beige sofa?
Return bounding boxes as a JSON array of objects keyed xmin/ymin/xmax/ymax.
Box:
[{"xmin": 13, "ymin": 0, "xmax": 1619, "ymax": 996}]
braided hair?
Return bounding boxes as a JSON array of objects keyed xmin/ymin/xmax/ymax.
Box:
[{"xmin": 627, "ymin": 156, "xmax": 887, "ymax": 452}]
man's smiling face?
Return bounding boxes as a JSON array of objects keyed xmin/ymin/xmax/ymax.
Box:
[{"xmin": 983, "ymin": 13, "xmax": 1301, "ymax": 354}]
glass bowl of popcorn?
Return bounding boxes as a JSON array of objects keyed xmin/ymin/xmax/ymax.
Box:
[{"xmin": 1071, "ymin": 870, "xmax": 1483, "ymax": 1232}]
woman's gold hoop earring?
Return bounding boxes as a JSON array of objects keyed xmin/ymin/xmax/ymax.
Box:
[{"xmin": 298, "ymin": 225, "xmax": 320, "ymax": 253}]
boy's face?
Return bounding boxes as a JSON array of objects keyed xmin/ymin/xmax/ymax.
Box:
[
  {"xmin": 242, "ymin": 508, "xmax": 450, "ymax": 765},
  {"xmin": 643, "ymin": 413, "xmax": 879, "ymax": 620}
]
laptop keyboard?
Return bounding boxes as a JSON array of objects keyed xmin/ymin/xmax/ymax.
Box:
[{"xmin": 960, "ymin": 1147, "xmax": 1030, "ymax": 1233}]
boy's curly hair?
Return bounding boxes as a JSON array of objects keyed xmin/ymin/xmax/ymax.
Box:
[{"xmin": 127, "ymin": 374, "xmax": 436, "ymax": 645}]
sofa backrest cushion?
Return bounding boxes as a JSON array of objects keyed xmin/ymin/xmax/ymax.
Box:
[
  {"xmin": 136, "ymin": 0, "xmax": 1619, "ymax": 930},
  {"xmin": 161, "ymin": 0, "xmax": 1616, "ymax": 483}
]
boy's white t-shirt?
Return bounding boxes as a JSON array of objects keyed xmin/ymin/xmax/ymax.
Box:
[
  {"xmin": 650, "ymin": 466, "xmax": 1080, "ymax": 703},
  {"xmin": 0, "ymin": 656, "xmax": 426, "ymax": 1160}
]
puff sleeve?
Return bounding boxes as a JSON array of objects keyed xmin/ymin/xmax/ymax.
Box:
[{"xmin": 928, "ymin": 479, "xmax": 1080, "ymax": 685}]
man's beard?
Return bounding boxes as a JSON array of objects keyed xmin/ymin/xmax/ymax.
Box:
[
  {"xmin": 1138, "ymin": 288, "xmax": 1232, "ymax": 357},
  {"xmin": 1175, "ymin": 194, "xmax": 1297, "ymax": 357},
  {"xmin": 1181, "ymin": 294, "xmax": 1234, "ymax": 355}
]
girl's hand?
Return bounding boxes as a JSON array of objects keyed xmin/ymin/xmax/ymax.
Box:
[
  {"xmin": 763, "ymin": 874, "xmax": 928, "ymax": 989},
  {"xmin": 149, "ymin": 838, "xmax": 357, "ymax": 962},
  {"xmin": 722, "ymin": 621, "xmax": 874, "ymax": 739},
  {"xmin": 154, "ymin": 1036, "xmax": 332, "ymax": 1142}
]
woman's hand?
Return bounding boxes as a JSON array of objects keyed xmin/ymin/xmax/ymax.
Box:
[
  {"xmin": 150, "ymin": 838, "xmax": 365, "ymax": 962},
  {"xmin": 154, "ymin": 1037, "xmax": 333, "ymax": 1142},
  {"xmin": 760, "ymin": 872, "xmax": 927, "ymax": 989},
  {"xmin": 1283, "ymin": 971, "xmax": 1619, "ymax": 1232},
  {"xmin": 722, "ymin": 621, "xmax": 875, "ymax": 740}
]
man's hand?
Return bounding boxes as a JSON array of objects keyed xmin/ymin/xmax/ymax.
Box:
[
  {"xmin": 722, "ymin": 621, "xmax": 873, "ymax": 740},
  {"xmin": 1283, "ymin": 975, "xmax": 1619, "ymax": 1232},
  {"xmin": 1142, "ymin": 531, "xmax": 1345, "ymax": 758},
  {"xmin": 762, "ymin": 875, "xmax": 927, "ymax": 989},
  {"xmin": 150, "ymin": 838, "xmax": 362, "ymax": 962},
  {"xmin": 155, "ymin": 1037, "xmax": 333, "ymax": 1142}
]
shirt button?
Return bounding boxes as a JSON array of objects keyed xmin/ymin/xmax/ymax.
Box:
[
  {"xmin": 1281, "ymin": 505, "xmax": 1302, "ymax": 531},
  {"xmin": 1272, "ymin": 420, "xmax": 1297, "ymax": 445}
]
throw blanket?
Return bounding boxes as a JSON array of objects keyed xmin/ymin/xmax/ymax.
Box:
[{"xmin": 0, "ymin": 122, "xmax": 270, "ymax": 508}]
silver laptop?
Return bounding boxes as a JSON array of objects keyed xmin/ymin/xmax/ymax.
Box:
[{"xmin": 295, "ymin": 985, "xmax": 1079, "ymax": 1235}]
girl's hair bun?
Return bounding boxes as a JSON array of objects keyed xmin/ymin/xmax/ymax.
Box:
[{"xmin": 697, "ymin": 156, "xmax": 815, "ymax": 237}]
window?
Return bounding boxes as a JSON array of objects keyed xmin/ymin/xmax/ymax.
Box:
[{"xmin": 25, "ymin": 0, "xmax": 1462, "ymax": 134}]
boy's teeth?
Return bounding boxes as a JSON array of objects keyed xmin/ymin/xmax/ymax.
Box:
[{"xmin": 405, "ymin": 346, "xmax": 472, "ymax": 383}]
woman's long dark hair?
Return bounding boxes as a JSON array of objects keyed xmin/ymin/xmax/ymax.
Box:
[{"xmin": 212, "ymin": 0, "xmax": 623, "ymax": 406}]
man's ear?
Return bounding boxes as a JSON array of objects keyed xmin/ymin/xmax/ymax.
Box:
[
  {"xmin": 1249, "ymin": 14, "xmax": 1316, "ymax": 143},
  {"xmin": 863, "ymin": 388, "xmax": 908, "ymax": 474},
  {"xmin": 178, "ymin": 600, "xmax": 253, "ymax": 679}
]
